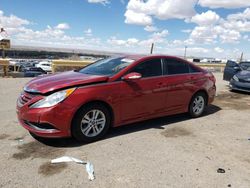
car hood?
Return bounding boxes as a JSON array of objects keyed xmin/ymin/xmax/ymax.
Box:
[
  {"xmin": 24, "ymin": 71, "xmax": 109, "ymax": 94},
  {"xmin": 236, "ymin": 70, "xmax": 250, "ymax": 79}
]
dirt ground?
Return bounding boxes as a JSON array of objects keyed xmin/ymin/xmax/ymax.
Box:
[{"xmin": 0, "ymin": 73, "xmax": 250, "ymax": 188}]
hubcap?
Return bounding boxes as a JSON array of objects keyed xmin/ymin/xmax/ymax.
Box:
[
  {"xmin": 192, "ymin": 96, "xmax": 205, "ymax": 115},
  {"xmin": 80, "ymin": 110, "xmax": 106, "ymax": 137}
]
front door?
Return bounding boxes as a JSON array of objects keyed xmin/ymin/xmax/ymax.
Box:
[
  {"xmin": 120, "ymin": 58, "xmax": 167, "ymax": 122},
  {"xmin": 223, "ymin": 60, "xmax": 240, "ymax": 81}
]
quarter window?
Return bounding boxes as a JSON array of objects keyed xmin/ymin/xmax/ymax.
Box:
[{"xmin": 131, "ymin": 58, "xmax": 162, "ymax": 78}]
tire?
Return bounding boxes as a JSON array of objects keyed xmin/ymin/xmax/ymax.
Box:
[
  {"xmin": 188, "ymin": 92, "xmax": 207, "ymax": 118},
  {"xmin": 72, "ymin": 104, "xmax": 111, "ymax": 142}
]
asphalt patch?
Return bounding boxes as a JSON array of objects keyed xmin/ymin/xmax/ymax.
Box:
[
  {"xmin": 12, "ymin": 141, "xmax": 65, "ymax": 160},
  {"xmin": 38, "ymin": 162, "xmax": 68, "ymax": 176},
  {"xmin": 161, "ymin": 127, "xmax": 192, "ymax": 138},
  {"xmin": 0, "ymin": 134, "xmax": 10, "ymax": 140},
  {"xmin": 214, "ymin": 92, "xmax": 250, "ymax": 110}
]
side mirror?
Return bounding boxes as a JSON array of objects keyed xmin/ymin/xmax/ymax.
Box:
[
  {"xmin": 122, "ymin": 72, "xmax": 142, "ymax": 81},
  {"xmin": 233, "ymin": 66, "xmax": 241, "ymax": 71}
]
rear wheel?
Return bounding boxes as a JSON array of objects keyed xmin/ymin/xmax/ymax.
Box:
[
  {"xmin": 72, "ymin": 104, "xmax": 111, "ymax": 142},
  {"xmin": 189, "ymin": 92, "xmax": 207, "ymax": 118}
]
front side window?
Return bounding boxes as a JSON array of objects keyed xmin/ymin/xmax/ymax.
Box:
[
  {"xmin": 164, "ymin": 58, "xmax": 190, "ymax": 75},
  {"xmin": 130, "ymin": 58, "xmax": 162, "ymax": 78}
]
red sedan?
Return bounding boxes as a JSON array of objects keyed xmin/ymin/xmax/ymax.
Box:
[{"xmin": 16, "ymin": 55, "xmax": 216, "ymax": 142}]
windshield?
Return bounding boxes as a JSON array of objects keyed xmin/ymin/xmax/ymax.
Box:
[
  {"xmin": 240, "ymin": 62, "xmax": 250, "ymax": 71},
  {"xmin": 79, "ymin": 57, "xmax": 135, "ymax": 76}
]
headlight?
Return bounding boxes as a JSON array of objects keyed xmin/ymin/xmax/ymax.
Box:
[
  {"xmin": 233, "ymin": 75, "xmax": 239, "ymax": 82},
  {"xmin": 30, "ymin": 88, "xmax": 76, "ymax": 108}
]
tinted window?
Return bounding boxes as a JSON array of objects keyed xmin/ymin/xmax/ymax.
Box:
[
  {"xmin": 226, "ymin": 60, "xmax": 238, "ymax": 67},
  {"xmin": 189, "ymin": 65, "xmax": 200, "ymax": 73},
  {"xmin": 240, "ymin": 62, "xmax": 250, "ymax": 70},
  {"xmin": 164, "ymin": 58, "xmax": 189, "ymax": 75},
  {"xmin": 131, "ymin": 58, "xmax": 162, "ymax": 78}
]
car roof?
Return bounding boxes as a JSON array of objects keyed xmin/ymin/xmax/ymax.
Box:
[{"xmin": 120, "ymin": 54, "xmax": 184, "ymax": 61}]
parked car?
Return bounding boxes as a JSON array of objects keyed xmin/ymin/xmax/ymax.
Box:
[
  {"xmin": 23, "ymin": 67, "xmax": 47, "ymax": 77},
  {"xmin": 36, "ymin": 61, "xmax": 52, "ymax": 72},
  {"xmin": 19, "ymin": 63, "xmax": 33, "ymax": 72},
  {"xmin": 224, "ymin": 61, "xmax": 250, "ymax": 92},
  {"xmin": 16, "ymin": 55, "xmax": 216, "ymax": 142}
]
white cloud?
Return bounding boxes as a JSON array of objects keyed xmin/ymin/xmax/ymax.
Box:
[
  {"xmin": 125, "ymin": 0, "xmax": 197, "ymax": 26},
  {"xmin": 144, "ymin": 25, "xmax": 158, "ymax": 32},
  {"xmin": 198, "ymin": 0, "xmax": 250, "ymax": 9},
  {"xmin": 181, "ymin": 29, "xmax": 192, "ymax": 33},
  {"xmin": 125, "ymin": 10, "xmax": 153, "ymax": 25},
  {"xmin": 151, "ymin": 29, "xmax": 169, "ymax": 40},
  {"xmin": 189, "ymin": 26, "xmax": 217, "ymax": 44},
  {"xmin": 0, "ymin": 10, "xmax": 101, "ymax": 49},
  {"xmin": 84, "ymin": 28, "xmax": 92, "ymax": 36},
  {"xmin": 87, "ymin": 0, "xmax": 110, "ymax": 5},
  {"xmin": 227, "ymin": 8, "xmax": 250, "ymax": 20},
  {"xmin": 214, "ymin": 47, "xmax": 224, "ymax": 53},
  {"xmin": 107, "ymin": 37, "xmax": 139, "ymax": 47},
  {"xmin": 222, "ymin": 8, "xmax": 250, "ymax": 32},
  {"xmin": 186, "ymin": 8, "xmax": 250, "ymax": 44},
  {"xmin": 55, "ymin": 23, "xmax": 70, "ymax": 30},
  {"xmin": 0, "ymin": 11, "xmax": 29, "ymax": 29},
  {"xmin": 190, "ymin": 10, "xmax": 220, "ymax": 26},
  {"xmin": 219, "ymin": 30, "xmax": 241, "ymax": 43}
]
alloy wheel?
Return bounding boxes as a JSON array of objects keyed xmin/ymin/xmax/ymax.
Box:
[{"xmin": 80, "ymin": 109, "xmax": 106, "ymax": 137}]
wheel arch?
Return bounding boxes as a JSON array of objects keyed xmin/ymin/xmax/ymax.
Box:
[
  {"xmin": 190, "ymin": 89, "xmax": 209, "ymax": 106},
  {"xmin": 70, "ymin": 100, "xmax": 114, "ymax": 135}
]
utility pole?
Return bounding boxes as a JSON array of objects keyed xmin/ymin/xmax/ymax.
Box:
[
  {"xmin": 150, "ymin": 43, "xmax": 154, "ymax": 54},
  {"xmin": 184, "ymin": 46, "xmax": 187, "ymax": 59},
  {"xmin": 239, "ymin": 52, "xmax": 243, "ymax": 62},
  {"xmin": 2, "ymin": 47, "xmax": 5, "ymax": 58}
]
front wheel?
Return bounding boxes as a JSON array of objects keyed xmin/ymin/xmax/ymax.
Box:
[
  {"xmin": 189, "ymin": 92, "xmax": 207, "ymax": 118},
  {"xmin": 72, "ymin": 104, "xmax": 111, "ymax": 142}
]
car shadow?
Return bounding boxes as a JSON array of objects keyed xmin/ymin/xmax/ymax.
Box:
[{"xmin": 36, "ymin": 104, "xmax": 221, "ymax": 148}]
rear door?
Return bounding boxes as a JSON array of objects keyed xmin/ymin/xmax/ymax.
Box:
[
  {"xmin": 162, "ymin": 58, "xmax": 195, "ymax": 113},
  {"xmin": 223, "ymin": 60, "xmax": 240, "ymax": 81}
]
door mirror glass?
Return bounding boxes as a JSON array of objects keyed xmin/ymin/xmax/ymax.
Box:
[
  {"xmin": 233, "ymin": 66, "xmax": 241, "ymax": 71},
  {"xmin": 122, "ymin": 72, "xmax": 142, "ymax": 81}
]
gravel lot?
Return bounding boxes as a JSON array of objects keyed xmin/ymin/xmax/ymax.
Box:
[{"xmin": 0, "ymin": 73, "xmax": 250, "ymax": 188}]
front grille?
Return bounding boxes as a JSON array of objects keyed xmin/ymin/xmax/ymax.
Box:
[
  {"xmin": 18, "ymin": 92, "xmax": 34, "ymax": 106},
  {"xmin": 239, "ymin": 78, "xmax": 250, "ymax": 83}
]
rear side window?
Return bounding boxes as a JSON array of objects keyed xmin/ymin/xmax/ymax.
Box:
[
  {"xmin": 189, "ymin": 65, "xmax": 200, "ymax": 73},
  {"xmin": 131, "ymin": 58, "xmax": 162, "ymax": 78},
  {"xmin": 164, "ymin": 58, "xmax": 189, "ymax": 75}
]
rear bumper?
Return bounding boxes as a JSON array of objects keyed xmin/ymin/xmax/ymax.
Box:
[{"xmin": 208, "ymin": 85, "xmax": 216, "ymax": 104}]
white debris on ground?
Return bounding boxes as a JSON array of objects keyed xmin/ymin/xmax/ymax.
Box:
[{"xmin": 51, "ymin": 156, "xmax": 95, "ymax": 181}]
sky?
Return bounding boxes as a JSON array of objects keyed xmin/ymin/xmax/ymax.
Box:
[{"xmin": 1, "ymin": 0, "xmax": 250, "ymax": 59}]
